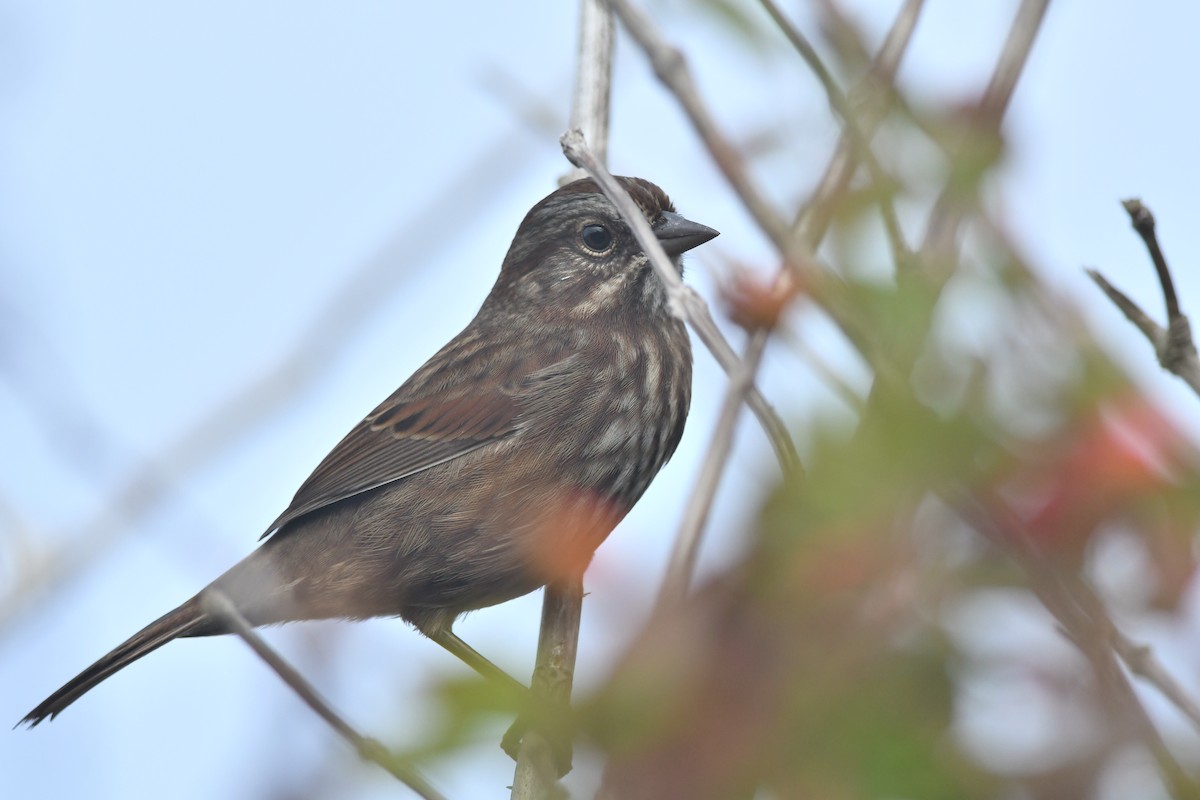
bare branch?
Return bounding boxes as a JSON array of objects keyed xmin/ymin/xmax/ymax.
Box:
[
  {"xmin": 561, "ymin": 130, "xmax": 799, "ymax": 474},
  {"xmin": 977, "ymin": 0, "xmax": 1053, "ymax": 125},
  {"xmin": 658, "ymin": 331, "xmax": 766, "ymax": 606},
  {"xmin": 562, "ymin": 0, "xmax": 615, "ymax": 183},
  {"xmin": 200, "ymin": 591, "xmax": 447, "ymax": 800},
  {"xmin": 652, "ymin": 0, "xmax": 927, "ymax": 601},
  {"xmin": 920, "ymin": 0, "xmax": 1051, "ymax": 262},
  {"xmin": 794, "ymin": 0, "xmax": 925, "ymax": 245},
  {"xmin": 952, "ymin": 492, "xmax": 1200, "ymax": 799},
  {"xmin": 602, "ymin": 0, "xmax": 888, "ymax": 395},
  {"xmin": 1123, "ymin": 199, "xmax": 1181, "ymax": 321},
  {"xmin": 602, "ymin": 0, "xmax": 796, "ymax": 257},
  {"xmin": 1086, "ymin": 268, "xmax": 1167, "ymax": 348},
  {"xmin": 1086, "ymin": 200, "xmax": 1200, "ymax": 396},
  {"xmin": 757, "ymin": 0, "xmax": 910, "ymax": 264}
]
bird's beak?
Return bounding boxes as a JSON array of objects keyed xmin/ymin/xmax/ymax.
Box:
[{"xmin": 654, "ymin": 211, "xmax": 719, "ymax": 256}]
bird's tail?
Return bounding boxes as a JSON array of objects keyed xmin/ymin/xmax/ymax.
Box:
[{"xmin": 19, "ymin": 597, "xmax": 210, "ymax": 727}]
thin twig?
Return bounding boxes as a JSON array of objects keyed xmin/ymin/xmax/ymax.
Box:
[
  {"xmin": 1123, "ymin": 199, "xmax": 1180, "ymax": 321},
  {"xmin": 919, "ymin": 0, "xmax": 1051, "ymax": 262},
  {"xmin": 658, "ymin": 332, "xmax": 766, "ymax": 605},
  {"xmin": 561, "ymin": 130, "xmax": 798, "ymax": 474},
  {"xmin": 953, "ymin": 494, "xmax": 1200, "ymax": 799},
  {"xmin": 1087, "ymin": 269, "xmax": 1167, "ymax": 347},
  {"xmin": 781, "ymin": 325, "xmax": 866, "ymax": 414},
  {"xmin": 1113, "ymin": 629, "xmax": 1200, "ymax": 733},
  {"xmin": 602, "ymin": 0, "xmax": 796, "ymax": 258},
  {"xmin": 1082, "ymin": 201, "xmax": 1200, "ymax": 747},
  {"xmin": 653, "ymin": 0, "xmax": 925, "ymax": 600},
  {"xmin": 792, "ymin": 0, "xmax": 925, "ymax": 246},
  {"xmin": 756, "ymin": 0, "xmax": 910, "ymax": 265},
  {"xmin": 199, "ymin": 591, "xmax": 447, "ymax": 800},
  {"xmin": 562, "ymin": 0, "xmax": 615, "ymax": 182},
  {"xmin": 1086, "ymin": 201, "xmax": 1200, "ymax": 396}
]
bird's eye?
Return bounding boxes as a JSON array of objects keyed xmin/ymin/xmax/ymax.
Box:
[{"xmin": 580, "ymin": 224, "xmax": 614, "ymax": 253}]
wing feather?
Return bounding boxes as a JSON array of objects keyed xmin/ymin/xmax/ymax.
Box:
[{"xmin": 261, "ymin": 390, "xmax": 521, "ymax": 537}]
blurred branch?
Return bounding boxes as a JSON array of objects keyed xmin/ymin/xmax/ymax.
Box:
[
  {"xmin": 201, "ymin": 591, "xmax": 447, "ymax": 800},
  {"xmin": 977, "ymin": 0, "xmax": 1052, "ymax": 124},
  {"xmin": 756, "ymin": 0, "xmax": 910, "ymax": 264},
  {"xmin": 956, "ymin": 492, "xmax": 1200, "ymax": 799},
  {"xmin": 562, "ymin": 131, "xmax": 799, "ymax": 475},
  {"xmin": 1087, "ymin": 200, "xmax": 1200, "ymax": 396},
  {"xmin": 919, "ymin": 0, "xmax": 1051, "ymax": 265},
  {"xmin": 655, "ymin": 0, "xmax": 925, "ymax": 601},
  {"xmin": 0, "ymin": 129, "xmax": 539, "ymax": 638},
  {"xmin": 793, "ymin": 0, "xmax": 924, "ymax": 245},
  {"xmin": 603, "ymin": 0, "xmax": 894, "ymax": 396},
  {"xmin": 602, "ymin": 0, "xmax": 794, "ymax": 253},
  {"xmin": 782, "ymin": 324, "xmax": 866, "ymax": 413},
  {"xmin": 1114, "ymin": 628, "xmax": 1200, "ymax": 733},
  {"xmin": 562, "ymin": 0, "xmax": 615, "ymax": 183},
  {"xmin": 883, "ymin": 2, "xmax": 1200, "ymax": 792},
  {"xmin": 590, "ymin": 0, "xmax": 1199, "ymax": 796},
  {"xmin": 658, "ymin": 334, "xmax": 765, "ymax": 606}
]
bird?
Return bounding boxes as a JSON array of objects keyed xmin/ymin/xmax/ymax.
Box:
[{"xmin": 21, "ymin": 176, "xmax": 718, "ymax": 727}]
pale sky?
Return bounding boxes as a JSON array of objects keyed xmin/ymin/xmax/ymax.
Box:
[{"xmin": 4, "ymin": 2, "xmax": 1200, "ymax": 798}]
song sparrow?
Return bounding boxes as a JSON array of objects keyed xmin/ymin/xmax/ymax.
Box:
[{"xmin": 22, "ymin": 176, "xmax": 717, "ymax": 726}]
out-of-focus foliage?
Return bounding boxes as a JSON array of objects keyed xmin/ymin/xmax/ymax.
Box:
[
  {"xmin": 415, "ymin": 40, "xmax": 1200, "ymax": 791},
  {"xmin": 416, "ymin": 4, "xmax": 1200, "ymax": 798},
  {"xmin": 4, "ymin": 1, "xmax": 1195, "ymax": 800}
]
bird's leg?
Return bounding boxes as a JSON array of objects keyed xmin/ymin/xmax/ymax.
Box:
[
  {"xmin": 427, "ymin": 629, "xmax": 573, "ymax": 776},
  {"xmin": 427, "ymin": 629, "xmax": 527, "ymax": 695}
]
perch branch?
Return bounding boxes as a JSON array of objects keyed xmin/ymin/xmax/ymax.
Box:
[{"xmin": 514, "ymin": 3, "xmax": 614, "ymax": 795}]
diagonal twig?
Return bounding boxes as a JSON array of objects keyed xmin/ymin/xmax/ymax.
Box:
[
  {"xmin": 919, "ymin": 0, "xmax": 1051, "ymax": 264},
  {"xmin": 793, "ymin": 0, "xmax": 925, "ymax": 246},
  {"xmin": 756, "ymin": 0, "xmax": 911, "ymax": 265},
  {"xmin": 562, "ymin": 130, "xmax": 800, "ymax": 474},
  {"xmin": 200, "ymin": 591, "xmax": 447, "ymax": 800},
  {"xmin": 1087, "ymin": 200, "xmax": 1200, "ymax": 396},
  {"xmin": 656, "ymin": 0, "xmax": 926, "ymax": 603},
  {"xmin": 602, "ymin": 0, "xmax": 794, "ymax": 254},
  {"xmin": 954, "ymin": 492, "xmax": 1200, "ymax": 799},
  {"xmin": 658, "ymin": 333, "xmax": 766, "ymax": 607}
]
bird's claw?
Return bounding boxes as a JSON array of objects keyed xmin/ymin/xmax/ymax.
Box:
[{"xmin": 502, "ymin": 711, "xmax": 574, "ymax": 778}]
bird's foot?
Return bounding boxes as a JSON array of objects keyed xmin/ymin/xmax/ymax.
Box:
[{"xmin": 502, "ymin": 707, "xmax": 574, "ymax": 778}]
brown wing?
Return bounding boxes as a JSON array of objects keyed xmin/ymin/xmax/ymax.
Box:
[{"xmin": 262, "ymin": 389, "xmax": 520, "ymax": 537}]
